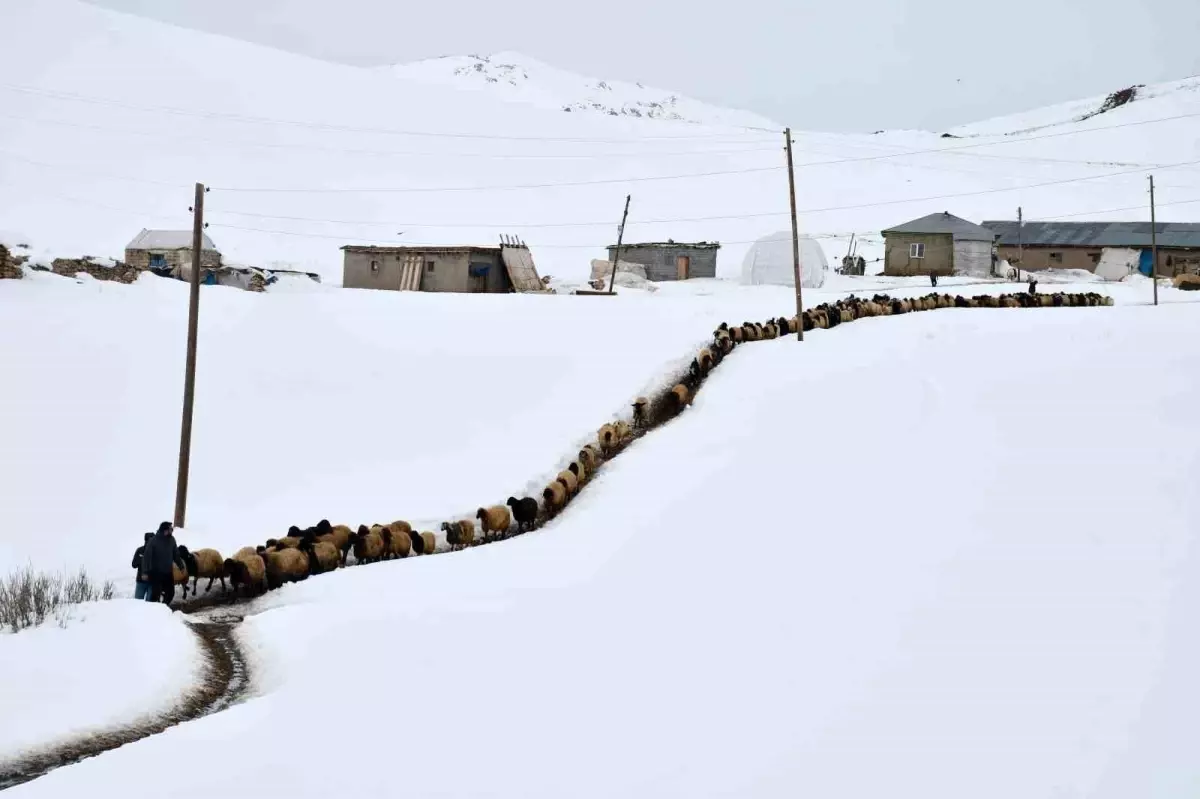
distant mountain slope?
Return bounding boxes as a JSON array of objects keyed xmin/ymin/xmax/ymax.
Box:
[
  {"xmin": 387, "ymin": 52, "xmax": 780, "ymax": 130},
  {"xmin": 946, "ymin": 76, "xmax": 1200, "ymax": 137}
]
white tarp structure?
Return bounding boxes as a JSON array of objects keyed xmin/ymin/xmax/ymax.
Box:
[
  {"xmin": 1094, "ymin": 247, "xmax": 1141, "ymax": 281},
  {"xmin": 588, "ymin": 259, "xmax": 657, "ymax": 291},
  {"xmin": 740, "ymin": 232, "xmax": 828, "ymax": 288}
]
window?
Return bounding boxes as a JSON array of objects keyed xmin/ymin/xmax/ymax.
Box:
[
  {"xmin": 426, "ymin": 260, "xmax": 435, "ymax": 273},
  {"xmin": 1049, "ymin": 252, "xmax": 1063, "ymax": 264},
  {"xmin": 909, "ymin": 242, "xmax": 925, "ymax": 258},
  {"xmin": 370, "ymin": 260, "xmax": 379, "ymax": 272},
  {"xmin": 1088, "ymin": 252, "xmax": 1102, "ymax": 264},
  {"xmin": 149, "ymin": 253, "xmax": 167, "ymax": 268}
]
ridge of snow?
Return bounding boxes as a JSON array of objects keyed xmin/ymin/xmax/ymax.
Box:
[
  {"xmin": 946, "ymin": 75, "xmax": 1200, "ymax": 137},
  {"xmin": 386, "ymin": 51, "xmax": 780, "ymax": 130}
]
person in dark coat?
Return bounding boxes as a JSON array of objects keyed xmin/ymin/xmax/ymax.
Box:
[
  {"xmin": 930, "ymin": 272, "xmax": 939, "ymax": 287},
  {"xmin": 1028, "ymin": 279, "xmax": 1038, "ymax": 295},
  {"xmin": 131, "ymin": 532, "xmax": 154, "ymax": 601},
  {"xmin": 143, "ymin": 521, "xmax": 185, "ymax": 605}
]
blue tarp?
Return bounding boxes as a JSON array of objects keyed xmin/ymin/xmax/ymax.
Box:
[
  {"xmin": 1138, "ymin": 249, "xmax": 1153, "ymax": 276},
  {"xmin": 469, "ymin": 264, "xmax": 490, "ymax": 278}
]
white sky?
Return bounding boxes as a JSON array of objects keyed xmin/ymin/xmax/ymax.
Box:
[{"xmin": 86, "ymin": 0, "xmax": 1199, "ymax": 132}]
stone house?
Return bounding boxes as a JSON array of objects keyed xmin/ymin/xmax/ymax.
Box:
[
  {"xmin": 124, "ymin": 229, "xmax": 221, "ymax": 277},
  {"xmin": 982, "ymin": 220, "xmax": 1200, "ymax": 277},
  {"xmin": 882, "ymin": 213, "xmax": 996, "ymax": 277},
  {"xmin": 607, "ymin": 241, "xmax": 719, "ymax": 281},
  {"xmin": 342, "ymin": 245, "xmax": 536, "ymax": 293}
]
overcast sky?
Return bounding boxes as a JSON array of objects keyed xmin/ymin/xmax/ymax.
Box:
[{"xmin": 88, "ymin": 0, "xmax": 1199, "ymax": 132}]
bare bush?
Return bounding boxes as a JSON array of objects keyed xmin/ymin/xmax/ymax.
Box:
[{"xmin": 0, "ymin": 565, "xmax": 116, "ymax": 633}]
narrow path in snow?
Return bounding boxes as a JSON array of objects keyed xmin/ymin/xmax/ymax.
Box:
[
  {"xmin": 0, "ymin": 611, "xmax": 250, "ymax": 791},
  {"xmin": 0, "ymin": 290, "xmax": 1111, "ymax": 789}
]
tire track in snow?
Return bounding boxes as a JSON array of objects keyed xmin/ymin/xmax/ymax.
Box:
[{"xmin": 0, "ymin": 612, "xmax": 249, "ymax": 791}]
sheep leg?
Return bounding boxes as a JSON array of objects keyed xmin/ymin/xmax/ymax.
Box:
[{"xmin": 206, "ymin": 576, "xmax": 216, "ymax": 592}]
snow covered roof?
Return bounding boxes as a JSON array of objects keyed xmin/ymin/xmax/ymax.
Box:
[
  {"xmin": 126, "ymin": 229, "xmax": 218, "ymax": 251},
  {"xmin": 983, "ymin": 221, "xmax": 1200, "ymax": 249},
  {"xmin": 883, "ymin": 213, "xmax": 995, "ymax": 242}
]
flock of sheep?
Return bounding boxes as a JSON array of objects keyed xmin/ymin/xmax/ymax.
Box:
[{"xmin": 167, "ymin": 288, "xmax": 1111, "ymax": 605}]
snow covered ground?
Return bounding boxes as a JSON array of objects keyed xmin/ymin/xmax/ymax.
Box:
[
  {"xmin": 2, "ymin": 0, "xmax": 1200, "ymax": 283},
  {"xmin": 6, "ymin": 295, "xmax": 1198, "ymax": 798},
  {"xmin": 0, "ymin": 600, "xmax": 200, "ymax": 763}
]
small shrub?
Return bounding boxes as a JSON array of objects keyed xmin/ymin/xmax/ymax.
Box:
[{"xmin": 0, "ymin": 565, "xmax": 116, "ymax": 633}]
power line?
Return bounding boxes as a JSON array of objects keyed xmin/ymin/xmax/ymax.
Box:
[
  {"xmin": 0, "ymin": 148, "xmax": 193, "ymax": 189},
  {"xmin": 791, "ymin": 111, "xmax": 1200, "ymax": 168},
  {"xmin": 206, "ymin": 207, "xmax": 790, "ymax": 229},
  {"xmin": 0, "ymin": 113, "xmax": 782, "ymax": 161},
  {"xmin": 1032, "ymin": 196, "xmax": 1200, "ymax": 221},
  {"xmin": 210, "ymin": 164, "xmax": 785, "ymax": 194},
  {"xmin": 0, "ymin": 84, "xmax": 777, "ymax": 144}
]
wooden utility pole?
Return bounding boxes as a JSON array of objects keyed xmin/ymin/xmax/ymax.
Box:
[
  {"xmin": 784, "ymin": 128, "xmax": 804, "ymax": 341},
  {"xmin": 1149, "ymin": 175, "xmax": 1159, "ymax": 306},
  {"xmin": 173, "ymin": 182, "xmax": 205, "ymax": 528},
  {"xmin": 606, "ymin": 194, "xmax": 631, "ymax": 294}
]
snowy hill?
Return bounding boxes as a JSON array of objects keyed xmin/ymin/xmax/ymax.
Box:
[
  {"xmin": 387, "ymin": 52, "xmax": 780, "ymax": 129},
  {"xmin": 947, "ymin": 76, "xmax": 1200, "ymax": 137},
  {"xmin": 2, "ymin": 0, "xmax": 1200, "ymax": 284}
]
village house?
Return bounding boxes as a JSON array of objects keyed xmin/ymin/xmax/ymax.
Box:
[
  {"xmin": 607, "ymin": 241, "xmax": 719, "ymax": 281},
  {"xmin": 124, "ymin": 229, "xmax": 221, "ymax": 276},
  {"xmin": 881, "ymin": 212, "xmax": 996, "ymax": 277},
  {"xmin": 983, "ymin": 220, "xmax": 1200, "ymax": 278},
  {"xmin": 341, "ymin": 243, "xmax": 545, "ymax": 293}
]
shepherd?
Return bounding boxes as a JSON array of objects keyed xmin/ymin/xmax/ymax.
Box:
[{"xmin": 142, "ymin": 521, "xmax": 186, "ymax": 605}]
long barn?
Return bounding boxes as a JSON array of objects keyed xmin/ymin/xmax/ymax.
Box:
[{"xmin": 607, "ymin": 241, "xmax": 719, "ymax": 281}]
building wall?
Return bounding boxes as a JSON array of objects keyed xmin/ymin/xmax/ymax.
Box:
[
  {"xmin": 953, "ymin": 239, "xmax": 994, "ymax": 276},
  {"xmin": 998, "ymin": 245, "xmax": 1200, "ymax": 276},
  {"xmin": 125, "ymin": 248, "xmax": 220, "ymax": 273},
  {"xmin": 608, "ymin": 246, "xmax": 718, "ymax": 281},
  {"xmin": 343, "ymin": 249, "xmax": 510, "ymax": 293},
  {"xmin": 883, "ymin": 233, "xmax": 954, "ymax": 276}
]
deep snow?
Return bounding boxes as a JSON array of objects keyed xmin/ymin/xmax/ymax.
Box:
[
  {"xmin": 0, "ymin": 600, "xmax": 200, "ymax": 762},
  {"xmin": 2, "ymin": 0, "xmax": 1200, "ymax": 282},
  {"xmin": 6, "ymin": 298, "xmax": 1198, "ymax": 798}
]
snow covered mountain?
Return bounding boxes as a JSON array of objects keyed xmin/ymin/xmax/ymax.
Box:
[
  {"xmin": 387, "ymin": 52, "xmax": 780, "ymax": 129},
  {"xmin": 1, "ymin": 0, "xmax": 1199, "ymax": 284}
]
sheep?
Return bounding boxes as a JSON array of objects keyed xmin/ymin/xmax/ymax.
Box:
[
  {"xmin": 352, "ymin": 525, "xmax": 386, "ymax": 564},
  {"xmin": 172, "ymin": 561, "xmax": 190, "ymax": 600},
  {"xmin": 613, "ymin": 420, "xmax": 632, "ymax": 445},
  {"xmin": 380, "ymin": 526, "xmax": 412, "ymax": 559},
  {"xmin": 177, "ymin": 546, "xmax": 227, "ymax": 595},
  {"xmin": 556, "ymin": 469, "xmax": 580, "ymax": 496},
  {"xmin": 670, "ymin": 383, "xmax": 690, "ymax": 412},
  {"xmin": 224, "ymin": 547, "xmax": 266, "ymax": 598},
  {"xmin": 262, "ymin": 547, "xmax": 310, "ymax": 589},
  {"xmin": 579, "ymin": 443, "xmax": 602, "ymax": 472},
  {"xmin": 598, "ymin": 422, "xmax": 618, "ymax": 454},
  {"xmin": 420, "ymin": 532, "xmax": 437, "ymax": 554},
  {"xmin": 312, "ymin": 520, "xmax": 354, "ymax": 565},
  {"xmin": 507, "ymin": 496, "xmax": 539, "ymax": 533},
  {"xmin": 388, "ymin": 520, "xmax": 413, "ymax": 536},
  {"xmin": 730, "ymin": 325, "xmax": 745, "ymax": 343},
  {"xmin": 698, "ymin": 347, "xmax": 715, "ymax": 373},
  {"xmin": 410, "ymin": 526, "xmax": 427, "ymax": 555},
  {"xmin": 632, "ymin": 396, "xmax": 649, "ymax": 428},
  {"xmin": 477, "ymin": 505, "xmax": 513, "ymax": 540},
  {"xmin": 271, "ymin": 536, "xmax": 302, "ymax": 550},
  {"xmin": 567, "ymin": 459, "xmax": 587, "ymax": 485},
  {"xmin": 441, "ymin": 520, "xmax": 476, "ymax": 550},
  {"xmin": 1000, "ymin": 295, "xmax": 1019, "ymax": 308},
  {"xmin": 543, "ymin": 481, "xmax": 568, "ymax": 514},
  {"xmin": 801, "ymin": 311, "xmax": 814, "ymax": 331},
  {"xmin": 304, "ymin": 540, "xmax": 341, "ymax": 575}
]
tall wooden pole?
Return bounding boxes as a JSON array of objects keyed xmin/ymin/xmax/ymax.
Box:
[
  {"xmin": 607, "ymin": 194, "xmax": 631, "ymax": 294},
  {"xmin": 1017, "ymin": 205, "xmax": 1023, "ymax": 279},
  {"xmin": 173, "ymin": 182, "xmax": 205, "ymax": 528},
  {"xmin": 785, "ymin": 128, "xmax": 804, "ymax": 341},
  {"xmin": 1149, "ymin": 175, "xmax": 1159, "ymax": 306}
]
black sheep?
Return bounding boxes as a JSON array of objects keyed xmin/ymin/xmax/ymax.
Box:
[{"xmin": 507, "ymin": 496, "xmax": 539, "ymax": 533}]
